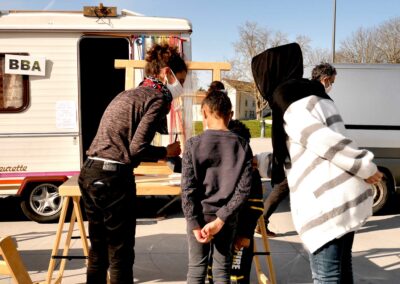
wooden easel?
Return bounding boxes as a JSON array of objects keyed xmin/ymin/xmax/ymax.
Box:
[
  {"xmin": 115, "ymin": 59, "xmax": 232, "ymax": 145},
  {"xmin": 0, "ymin": 236, "xmax": 34, "ymax": 284},
  {"xmin": 114, "ymin": 59, "xmax": 231, "ymax": 90},
  {"xmin": 253, "ymin": 216, "xmax": 277, "ymax": 284}
]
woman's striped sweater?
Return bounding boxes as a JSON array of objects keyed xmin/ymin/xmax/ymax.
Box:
[{"xmin": 283, "ymin": 95, "xmax": 377, "ymax": 253}]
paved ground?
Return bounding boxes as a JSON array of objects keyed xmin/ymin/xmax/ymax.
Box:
[{"xmin": 1, "ymin": 138, "xmax": 399, "ymax": 283}]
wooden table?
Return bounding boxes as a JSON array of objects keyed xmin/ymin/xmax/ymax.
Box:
[{"xmin": 45, "ymin": 163, "xmax": 181, "ymax": 284}]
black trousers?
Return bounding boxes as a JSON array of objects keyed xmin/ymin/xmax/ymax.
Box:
[
  {"xmin": 78, "ymin": 159, "xmax": 136, "ymax": 284},
  {"xmin": 263, "ymin": 179, "xmax": 289, "ymax": 225}
]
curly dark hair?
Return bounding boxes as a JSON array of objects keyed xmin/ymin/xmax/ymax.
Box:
[
  {"xmin": 311, "ymin": 62, "xmax": 337, "ymax": 81},
  {"xmin": 207, "ymin": 80, "xmax": 225, "ymax": 92},
  {"xmin": 201, "ymin": 90, "xmax": 232, "ymax": 119},
  {"xmin": 228, "ymin": 119, "xmax": 251, "ymax": 142},
  {"xmin": 144, "ymin": 43, "xmax": 187, "ymax": 77}
]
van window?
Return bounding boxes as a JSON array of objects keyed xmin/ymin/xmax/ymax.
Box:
[{"xmin": 0, "ymin": 54, "xmax": 29, "ymax": 112}]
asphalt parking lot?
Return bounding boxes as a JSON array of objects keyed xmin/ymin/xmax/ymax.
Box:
[
  {"xmin": 0, "ymin": 189, "xmax": 399, "ymax": 284},
  {"xmin": 1, "ymin": 138, "xmax": 399, "ymax": 283}
]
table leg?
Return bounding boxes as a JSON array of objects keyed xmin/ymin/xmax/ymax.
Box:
[
  {"xmin": 45, "ymin": 196, "xmax": 70, "ymax": 284},
  {"xmin": 54, "ymin": 208, "xmax": 77, "ymax": 284},
  {"xmin": 72, "ymin": 197, "xmax": 89, "ymax": 258},
  {"xmin": 156, "ymin": 195, "xmax": 181, "ymax": 215}
]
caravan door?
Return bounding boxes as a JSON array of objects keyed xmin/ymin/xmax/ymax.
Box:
[{"xmin": 79, "ymin": 37, "xmax": 130, "ymax": 162}]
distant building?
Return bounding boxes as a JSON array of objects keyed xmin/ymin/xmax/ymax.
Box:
[
  {"xmin": 191, "ymin": 79, "xmax": 270, "ymax": 121},
  {"xmin": 222, "ymin": 79, "xmax": 257, "ymax": 120}
]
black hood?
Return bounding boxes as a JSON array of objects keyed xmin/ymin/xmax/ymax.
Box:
[
  {"xmin": 251, "ymin": 42, "xmax": 303, "ymax": 104},
  {"xmin": 251, "ymin": 43, "xmax": 330, "ymax": 185}
]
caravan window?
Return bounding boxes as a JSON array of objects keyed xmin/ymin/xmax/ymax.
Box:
[{"xmin": 0, "ymin": 54, "xmax": 29, "ymax": 112}]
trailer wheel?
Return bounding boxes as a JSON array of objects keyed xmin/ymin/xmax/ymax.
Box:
[
  {"xmin": 20, "ymin": 183, "xmax": 63, "ymax": 223},
  {"xmin": 372, "ymin": 175, "xmax": 389, "ymax": 214}
]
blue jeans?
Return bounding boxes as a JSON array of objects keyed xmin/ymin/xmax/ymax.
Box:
[
  {"xmin": 309, "ymin": 231, "xmax": 355, "ymax": 284},
  {"xmin": 79, "ymin": 159, "xmax": 136, "ymax": 284},
  {"xmin": 186, "ymin": 218, "xmax": 236, "ymax": 284}
]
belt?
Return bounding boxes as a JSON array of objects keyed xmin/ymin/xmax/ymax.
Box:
[{"xmin": 84, "ymin": 158, "xmax": 132, "ymax": 173}]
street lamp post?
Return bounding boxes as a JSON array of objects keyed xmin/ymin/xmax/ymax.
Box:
[{"xmin": 332, "ymin": 0, "xmax": 337, "ymax": 63}]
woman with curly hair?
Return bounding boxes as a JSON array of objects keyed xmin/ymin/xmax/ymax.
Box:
[{"xmin": 78, "ymin": 43, "xmax": 187, "ymax": 284}]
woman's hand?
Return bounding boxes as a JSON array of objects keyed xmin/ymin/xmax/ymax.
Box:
[
  {"xmin": 166, "ymin": 141, "xmax": 181, "ymax": 157},
  {"xmin": 365, "ymin": 171, "xmax": 383, "ymax": 184}
]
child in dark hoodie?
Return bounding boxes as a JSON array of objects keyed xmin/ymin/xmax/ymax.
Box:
[
  {"xmin": 207, "ymin": 119, "xmax": 264, "ymax": 284},
  {"xmin": 181, "ymin": 90, "xmax": 253, "ymax": 283}
]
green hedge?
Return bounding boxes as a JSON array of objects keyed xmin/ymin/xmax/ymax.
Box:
[{"xmin": 193, "ymin": 120, "xmax": 271, "ymax": 138}]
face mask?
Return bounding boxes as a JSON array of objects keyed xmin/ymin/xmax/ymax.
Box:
[
  {"xmin": 166, "ymin": 70, "xmax": 184, "ymax": 99},
  {"xmin": 325, "ymin": 83, "xmax": 333, "ymax": 93}
]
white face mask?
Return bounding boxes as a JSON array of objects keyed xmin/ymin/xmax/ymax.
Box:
[
  {"xmin": 325, "ymin": 83, "xmax": 333, "ymax": 93},
  {"xmin": 166, "ymin": 70, "xmax": 184, "ymax": 99}
]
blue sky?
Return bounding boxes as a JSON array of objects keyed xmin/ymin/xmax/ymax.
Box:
[
  {"xmin": 0, "ymin": 0, "xmax": 400, "ymax": 61},
  {"xmin": 1, "ymin": 0, "xmax": 399, "ymax": 63}
]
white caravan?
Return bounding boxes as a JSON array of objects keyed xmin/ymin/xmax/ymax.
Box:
[
  {"xmin": 307, "ymin": 64, "xmax": 400, "ymax": 213},
  {"xmin": 0, "ymin": 6, "xmax": 192, "ymax": 222}
]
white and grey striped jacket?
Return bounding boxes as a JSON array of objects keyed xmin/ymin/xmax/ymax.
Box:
[{"xmin": 284, "ymin": 95, "xmax": 377, "ymax": 253}]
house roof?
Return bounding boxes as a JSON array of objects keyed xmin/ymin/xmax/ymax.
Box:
[{"xmin": 222, "ymin": 78, "xmax": 256, "ymax": 94}]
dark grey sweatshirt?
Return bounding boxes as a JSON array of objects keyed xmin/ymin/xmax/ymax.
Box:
[
  {"xmin": 86, "ymin": 86, "xmax": 169, "ymax": 167},
  {"xmin": 181, "ymin": 129, "xmax": 253, "ymax": 230}
]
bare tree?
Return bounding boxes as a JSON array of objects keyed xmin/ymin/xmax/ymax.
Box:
[
  {"xmin": 295, "ymin": 35, "xmax": 331, "ymax": 67},
  {"xmin": 337, "ymin": 17, "xmax": 400, "ymax": 64},
  {"xmin": 338, "ymin": 27, "xmax": 379, "ymax": 63},
  {"xmin": 296, "ymin": 35, "xmax": 311, "ymax": 62},
  {"xmin": 305, "ymin": 48, "xmax": 331, "ymax": 67},
  {"xmin": 375, "ymin": 17, "xmax": 400, "ymax": 63},
  {"xmin": 226, "ymin": 21, "xmax": 291, "ymax": 118},
  {"xmin": 228, "ymin": 21, "xmax": 277, "ymax": 82},
  {"xmin": 271, "ymin": 31, "xmax": 289, "ymax": 48}
]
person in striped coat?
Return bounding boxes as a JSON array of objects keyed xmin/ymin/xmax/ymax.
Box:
[{"xmin": 252, "ymin": 44, "xmax": 382, "ymax": 283}]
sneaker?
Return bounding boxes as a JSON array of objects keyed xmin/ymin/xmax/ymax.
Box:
[
  {"xmin": 255, "ymin": 225, "xmax": 277, "ymax": 237},
  {"xmin": 266, "ymin": 228, "xmax": 277, "ymax": 237}
]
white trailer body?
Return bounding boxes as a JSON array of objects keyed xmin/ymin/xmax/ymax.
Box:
[
  {"xmin": 0, "ymin": 8, "xmax": 192, "ymax": 222},
  {"xmin": 306, "ymin": 64, "xmax": 400, "ymax": 212}
]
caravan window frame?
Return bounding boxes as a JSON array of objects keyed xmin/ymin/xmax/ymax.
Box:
[{"xmin": 0, "ymin": 53, "xmax": 30, "ymax": 113}]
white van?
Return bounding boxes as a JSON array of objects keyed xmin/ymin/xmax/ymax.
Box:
[
  {"xmin": 307, "ymin": 64, "xmax": 400, "ymax": 213},
  {"xmin": 0, "ymin": 6, "xmax": 192, "ymax": 222}
]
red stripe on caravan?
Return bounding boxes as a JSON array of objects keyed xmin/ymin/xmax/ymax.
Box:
[
  {"xmin": 0, "ymin": 171, "xmax": 80, "ymax": 178},
  {"xmin": 0, "ymin": 179, "xmax": 23, "ymax": 185}
]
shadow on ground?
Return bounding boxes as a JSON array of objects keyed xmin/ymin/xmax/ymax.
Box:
[
  {"xmin": 0, "ymin": 196, "xmax": 29, "ymax": 221},
  {"xmin": 8, "ymin": 232, "xmax": 398, "ymax": 283}
]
